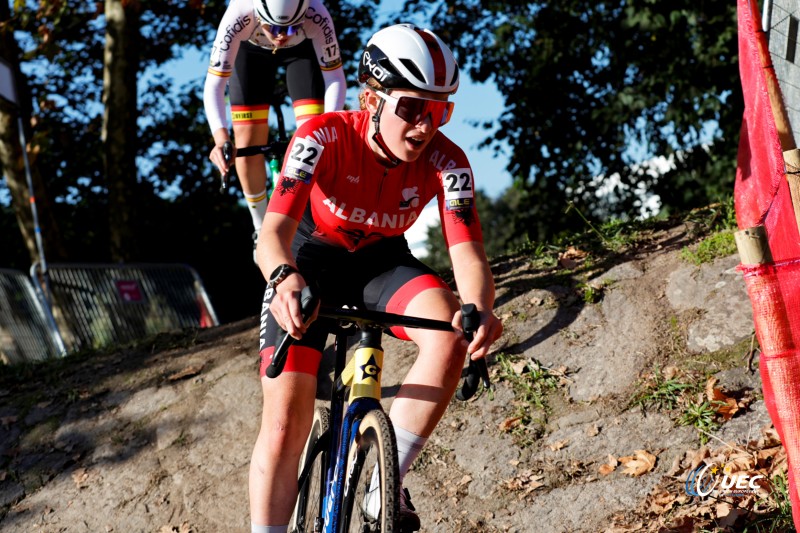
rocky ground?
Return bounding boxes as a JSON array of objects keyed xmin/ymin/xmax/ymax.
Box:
[{"xmin": 0, "ymin": 213, "xmax": 794, "ymax": 532}]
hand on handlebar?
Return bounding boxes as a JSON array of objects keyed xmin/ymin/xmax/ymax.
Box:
[
  {"xmin": 266, "ymin": 286, "xmax": 320, "ymax": 379},
  {"xmin": 210, "ymin": 141, "xmax": 235, "ymax": 192},
  {"xmin": 272, "ymin": 286, "xmax": 319, "ymax": 340},
  {"xmin": 454, "ymin": 305, "xmax": 503, "ymax": 401},
  {"xmin": 452, "ymin": 306, "xmax": 503, "ymax": 360}
]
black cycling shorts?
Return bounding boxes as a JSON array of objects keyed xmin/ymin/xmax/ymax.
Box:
[
  {"xmin": 257, "ymin": 234, "xmax": 451, "ymax": 377},
  {"xmin": 229, "ymin": 40, "xmax": 325, "ymax": 118}
]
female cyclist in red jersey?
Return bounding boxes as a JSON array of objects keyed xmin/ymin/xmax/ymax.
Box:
[
  {"xmin": 204, "ymin": 0, "xmax": 346, "ymax": 263},
  {"xmin": 250, "ymin": 24, "xmax": 503, "ymax": 533}
]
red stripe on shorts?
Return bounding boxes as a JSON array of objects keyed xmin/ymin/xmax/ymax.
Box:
[
  {"xmin": 259, "ymin": 345, "xmax": 323, "ymax": 377},
  {"xmin": 384, "ymin": 274, "xmax": 450, "ymax": 340}
]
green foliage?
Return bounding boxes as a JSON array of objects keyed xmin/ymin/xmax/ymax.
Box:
[
  {"xmin": 495, "ymin": 354, "xmax": 564, "ymax": 447},
  {"xmin": 677, "ymin": 400, "xmax": 722, "ymax": 444},
  {"xmin": 424, "ymin": 186, "xmax": 526, "ymax": 272},
  {"xmin": 741, "ymin": 472, "xmax": 796, "ymax": 532},
  {"xmin": 401, "ymin": 0, "xmax": 741, "ymax": 241},
  {"xmin": 680, "ymin": 230, "xmax": 737, "ymax": 265},
  {"xmin": 2, "ymin": 1, "xmax": 378, "ymax": 319},
  {"xmin": 630, "ymin": 367, "xmax": 695, "ymax": 412}
]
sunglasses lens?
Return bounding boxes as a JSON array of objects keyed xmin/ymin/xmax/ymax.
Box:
[
  {"xmin": 269, "ymin": 23, "xmax": 302, "ymax": 36},
  {"xmin": 395, "ymin": 97, "xmax": 454, "ymax": 126}
]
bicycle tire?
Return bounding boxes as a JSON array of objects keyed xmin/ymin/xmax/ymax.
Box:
[
  {"xmin": 291, "ymin": 406, "xmax": 331, "ymax": 533},
  {"xmin": 340, "ymin": 410, "xmax": 400, "ymax": 533}
]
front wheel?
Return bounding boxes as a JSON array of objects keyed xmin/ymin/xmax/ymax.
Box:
[
  {"xmin": 291, "ymin": 407, "xmax": 330, "ymax": 533},
  {"xmin": 340, "ymin": 409, "xmax": 400, "ymax": 533}
]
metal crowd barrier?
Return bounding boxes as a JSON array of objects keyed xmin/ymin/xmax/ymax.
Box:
[
  {"xmin": 0, "ymin": 268, "xmax": 66, "ymax": 364},
  {"xmin": 34, "ymin": 263, "xmax": 220, "ymax": 353},
  {"xmin": 765, "ymin": 1, "xmax": 800, "ymax": 148}
]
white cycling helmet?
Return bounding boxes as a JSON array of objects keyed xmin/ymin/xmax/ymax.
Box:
[
  {"xmin": 253, "ymin": 0, "xmax": 309, "ymax": 26},
  {"xmin": 358, "ymin": 24, "xmax": 460, "ymax": 94}
]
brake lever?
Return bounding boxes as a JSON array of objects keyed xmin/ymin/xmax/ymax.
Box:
[
  {"xmin": 266, "ymin": 286, "xmax": 319, "ymax": 379},
  {"xmin": 456, "ymin": 304, "xmax": 491, "ymax": 401},
  {"xmin": 220, "ymin": 141, "xmax": 233, "ymax": 193}
]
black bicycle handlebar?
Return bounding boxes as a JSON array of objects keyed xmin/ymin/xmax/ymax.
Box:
[
  {"xmin": 266, "ymin": 286, "xmax": 491, "ymax": 399},
  {"xmin": 455, "ymin": 304, "xmax": 491, "ymax": 401},
  {"xmin": 218, "ymin": 140, "xmax": 289, "ymax": 194},
  {"xmin": 235, "ymin": 141, "xmax": 289, "ymax": 159},
  {"xmin": 266, "ymin": 286, "xmax": 319, "ymax": 379},
  {"xmin": 220, "ymin": 141, "xmax": 234, "ymax": 193}
]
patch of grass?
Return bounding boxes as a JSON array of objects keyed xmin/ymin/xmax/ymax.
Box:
[
  {"xmin": 684, "ymin": 198, "xmax": 738, "ymax": 233},
  {"xmin": 629, "ymin": 367, "xmax": 696, "ymax": 412},
  {"xmin": 682, "ymin": 337, "xmax": 758, "ymax": 375},
  {"xmin": 577, "ymin": 282, "xmax": 602, "ymax": 304},
  {"xmin": 677, "ymin": 400, "xmax": 722, "ymax": 444},
  {"xmin": 680, "ymin": 229, "xmax": 737, "ymax": 265},
  {"xmin": 172, "ymin": 430, "xmax": 189, "ymax": 447},
  {"xmin": 741, "ymin": 472, "xmax": 796, "ymax": 532},
  {"xmin": 629, "ymin": 363, "xmax": 739, "ymax": 445},
  {"xmin": 495, "ymin": 354, "xmax": 564, "ymax": 447}
]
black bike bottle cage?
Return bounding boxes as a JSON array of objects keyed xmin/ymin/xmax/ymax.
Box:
[{"xmin": 371, "ymin": 98, "xmax": 401, "ymax": 167}]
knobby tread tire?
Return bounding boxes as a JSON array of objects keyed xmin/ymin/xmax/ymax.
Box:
[
  {"xmin": 340, "ymin": 409, "xmax": 400, "ymax": 533},
  {"xmin": 291, "ymin": 406, "xmax": 331, "ymax": 533}
]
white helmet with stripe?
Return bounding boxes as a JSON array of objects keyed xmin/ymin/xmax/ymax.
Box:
[
  {"xmin": 253, "ymin": 0, "xmax": 309, "ymax": 26},
  {"xmin": 358, "ymin": 24, "xmax": 460, "ymax": 94}
]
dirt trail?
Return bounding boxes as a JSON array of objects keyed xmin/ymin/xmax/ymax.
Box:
[{"xmin": 0, "ymin": 219, "xmax": 781, "ymax": 532}]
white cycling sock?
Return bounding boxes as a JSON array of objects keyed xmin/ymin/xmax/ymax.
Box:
[
  {"xmin": 366, "ymin": 426, "xmax": 428, "ymax": 493},
  {"xmin": 251, "ymin": 524, "xmax": 287, "ymax": 533},
  {"xmin": 394, "ymin": 425, "xmax": 428, "ymax": 484},
  {"xmin": 244, "ymin": 189, "xmax": 268, "ymax": 231}
]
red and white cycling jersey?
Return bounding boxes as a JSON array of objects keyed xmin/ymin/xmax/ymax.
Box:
[
  {"xmin": 204, "ymin": 0, "xmax": 343, "ymax": 132},
  {"xmin": 268, "ymin": 110, "xmax": 483, "ymax": 252}
]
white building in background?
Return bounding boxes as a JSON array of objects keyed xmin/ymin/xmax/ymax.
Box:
[
  {"xmin": 405, "ymin": 201, "xmax": 439, "ymax": 258},
  {"xmin": 764, "ymin": 0, "xmax": 800, "ymax": 146}
]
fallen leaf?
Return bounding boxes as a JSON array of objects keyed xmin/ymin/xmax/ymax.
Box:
[
  {"xmin": 598, "ymin": 463, "xmax": 616, "ymax": 476},
  {"xmin": 598, "ymin": 454, "xmax": 618, "ymax": 476},
  {"xmin": 72, "ymin": 468, "xmax": 90, "ymax": 488},
  {"xmin": 499, "ymin": 416, "xmax": 523, "ymax": 432},
  {"xmin": 619, "ymin": 450, "xmax": 657, "ymax": 477},
  {"xmin": 510, "ymin": 360, "xmax": 527, "ymax": 375},
  {"xmin": 648, "ymin": 488, "xmax": 676, "ymax": 513},
  {"xmin": 716, "ymin": 397, "xmax": 739, "ymax": 420},
  {"xmin": 663, "ymin": 365, "xmax": 679, "ymax": 380}
]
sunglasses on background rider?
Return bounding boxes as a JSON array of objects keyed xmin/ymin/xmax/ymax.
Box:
[
  {"xmin": 267, "ymin": 23, "xmax": 303, "ymax": 37},
  {"xmin": 374, "ymin": 90, "xmax": 455, "ymax": 127}
]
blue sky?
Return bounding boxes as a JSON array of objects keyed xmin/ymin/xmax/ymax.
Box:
[
  {"xmin": 2, "ymin": 4, "xmax": 514, "ymax": 213},
  {"xmin": 163, "ymin": 45, "xmax": 509, "ymax": 257},
  {"xmin": 170, "ymin": 44, "xmax": 512, "ymax": 200}
]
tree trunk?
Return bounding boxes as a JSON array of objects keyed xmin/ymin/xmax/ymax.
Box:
[
  {"xmin": 102, "ymin": 0, "xmax": 141, "ymax": 262},
  {"xmin": 0, "ymin": 3, "xmax": 67, "ymax": 265}
]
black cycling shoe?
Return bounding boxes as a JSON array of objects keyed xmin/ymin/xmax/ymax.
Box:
[{"xmin": 398, "ymin": 487, "xmax": 421, "ymax": 532}]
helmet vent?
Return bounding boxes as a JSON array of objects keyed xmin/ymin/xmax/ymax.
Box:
[
  {"xmin": 399, "ymin": 59, "xmax": 426, "ymax": 85},
  {"xmin": 449, "ymin": 70, "xmax": 459, "ymax": 90}
]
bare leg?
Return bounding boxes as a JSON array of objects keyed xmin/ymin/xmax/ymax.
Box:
[
  {"xmin": 249, "ymin": 371, "xmax": 317, "ymax": 526},
  {"xmin": 388, "ymin": 288, "xmax": 465, "ymax": 437},
  {"xmin": 233, "ymin": 122, "xmax": 270, "ymax": 232}
]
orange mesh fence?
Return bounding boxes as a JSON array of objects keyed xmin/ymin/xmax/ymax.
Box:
[
  {"xmin": 740, "ymin": 260, "xmax": 800, "ymax": 525},
  {"xmin": 736, "ymin": 0, "xmax": 800, "ymax": 526}
]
